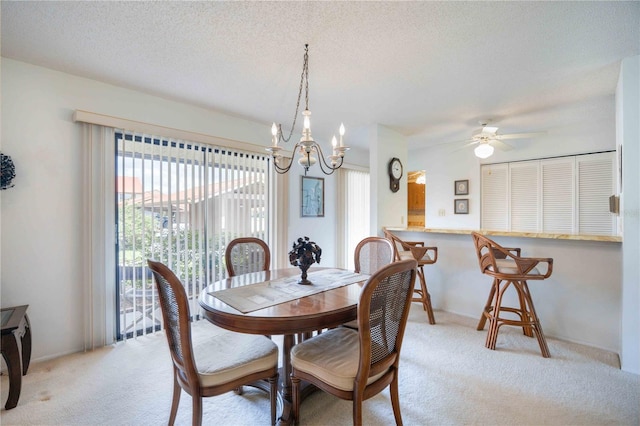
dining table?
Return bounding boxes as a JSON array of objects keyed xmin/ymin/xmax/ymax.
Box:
[{"xmin": 199, "ymin": 267, "xmax": 368, "ymax": 424}]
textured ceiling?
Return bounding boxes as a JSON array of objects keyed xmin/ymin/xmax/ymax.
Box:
[{"xmin": 2, "ymin": 1, "xmax": 639, "ymax": 151}]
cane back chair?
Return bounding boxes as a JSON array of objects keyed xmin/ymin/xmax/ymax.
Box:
[
  {"xmin": 290, "ymin": 259, "xmax": 418, "ymax": 425},
  {"xmin": 341, "ymin": 236, "xmax": 397, "ymax": 330},
  {"xmin": 147, "ymin": 260, "xmax": 279, "ymax": 425},
  {"xmin": 225, "ymin": 237, "xmax": 271, "ymax": 277}
]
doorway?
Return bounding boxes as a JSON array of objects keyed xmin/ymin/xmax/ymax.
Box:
[{"xmin": 407, "ymin": 170, "xmax": 425, "ymax": 227}]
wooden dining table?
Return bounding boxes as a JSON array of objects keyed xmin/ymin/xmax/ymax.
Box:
[{"xmin": 199, "ymin": 267, "xmax": 367, "ymax": 423}]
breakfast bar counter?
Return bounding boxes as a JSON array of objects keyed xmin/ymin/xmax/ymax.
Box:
[
  {"xmin": 382, "ymin": 227, "xmax": 623, "ymax": 354},
  {"xmin": 383, "ymin": 226, "xmax": 622, "ymax": 243}
]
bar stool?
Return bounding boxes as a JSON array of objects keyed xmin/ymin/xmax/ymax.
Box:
[
  {"xmin": 384, "ymin": 229, "xmax": 438, "ymax": 324},
  {"xmin": 471, "ymin": 232, "xmax": 554, "ymax": 357}
]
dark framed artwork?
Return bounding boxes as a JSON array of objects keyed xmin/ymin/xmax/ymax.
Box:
[
  {"xmin": 301, "ymin": 176, "xmax": 324, "ymax": 217},
  {"xmin": 454, "ymin": 199, "xmax": 469, "ymax": 214},
  {"xmin": 455, "ymin": 179, "xmax": 469, "ymax": 195}
]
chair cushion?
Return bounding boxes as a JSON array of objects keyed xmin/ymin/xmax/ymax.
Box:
[
  {"xmin": 399, "ymin": 249, "xmax": 432, "ymax": 264},
  {"xmin": 490, "ymin": 259, "xmax": 540, "ymax": 275},
  {"xmin": 193, "ymin": 331, "xmax": 278, "ymax": 387},
  {"xmin": 291, "ymin": 327, "xmax": 386, "ymax": 391},
  {"xmin": 398, "ymin": 250, "xmax": 414, "ymax": 261}
]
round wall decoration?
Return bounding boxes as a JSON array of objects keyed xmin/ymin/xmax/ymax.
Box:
[{"xmin": 1, "ymin": 153, "xmax": 16, "ymax": 190}]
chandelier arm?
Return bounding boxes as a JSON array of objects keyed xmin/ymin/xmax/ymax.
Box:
[
  {"xmin": 271, "ymin": 143, "xmax": 300, "ymax": 174},
  {"xmin": 311, "ymin": 144, "xmax": 342, "ymax": 176}
]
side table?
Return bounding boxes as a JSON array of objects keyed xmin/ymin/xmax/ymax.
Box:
[{"xmin": 1, "ymin": 305, "xmax": 31, "ymax": 409}]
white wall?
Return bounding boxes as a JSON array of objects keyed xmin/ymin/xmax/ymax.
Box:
[
  {"xmin": 617, "ymin": 55, "xmax": 640, "ymax": 374},
  {"xmin": 369, "ymin": 124, "xmax": 408, "ymax": 234},
  {"xmin": 1, "ymin": 57, "xmax": 632, "ymax": 363},
  {"xmin": 0, "ymin": 59, "xmax": 279, "ymax": 360},
  {"xmin": 416, "ymin": 96, "xmax": 617, "ymax": 229},
  {"xmin": 287, "ymin": 171, "xmax": 338, "ymax": 267},
  {"xmin": 402, "ymin": 95, "xmax": 625, "ymax": 354},
  {"xmin": 397, "ymin": 230, "xmax": 622, "ymax": 352}
]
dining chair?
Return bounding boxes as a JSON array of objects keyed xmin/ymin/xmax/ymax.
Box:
[
  {"xmin": 225, "ymin": 237, "xmax": 271, "ymax": 277},
  {"xmin": 290, "ymin": 259, "xmax": 418, "ymax": 426},
  {"xmin": 342, "ymin": 236, "xmax": 396, "ymax": 330},
  {"xmin": 471, "ymin": 232, "xmax": 554, "ymax": 357},
  {"xmin": 147, "ymin": 260, "xmax": 279, "ymax": 426},
  {"xmin": 383, "ymin": 229, "xmax": 438, "ymax": 324},
  {"xmin": 354, "ymin": 236, "xmax": 396, "ymax": 275}
]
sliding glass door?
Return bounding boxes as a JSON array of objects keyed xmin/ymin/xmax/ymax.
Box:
[{"xmin": 115, "ymin": 132, "xmax": 270, "ymax": 339}]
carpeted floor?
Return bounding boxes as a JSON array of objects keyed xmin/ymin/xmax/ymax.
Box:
[{"xmin": 1, "ymin": 307, "xmax": 638, "ymax": 425}]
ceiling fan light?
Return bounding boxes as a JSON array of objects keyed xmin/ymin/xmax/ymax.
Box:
[{"xmin": 474, "ymin": 143, "xmax": 494, "ymax": 159}]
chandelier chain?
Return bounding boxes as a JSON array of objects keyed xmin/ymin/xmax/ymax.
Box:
[{"xmin": 279, "ymin": 44, "xmax": 309, "ymax": 144}]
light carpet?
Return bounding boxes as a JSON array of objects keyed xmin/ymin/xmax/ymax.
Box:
[{"xmin": 1, "ymin": 307, "xmax": 638, "ymax": 425}]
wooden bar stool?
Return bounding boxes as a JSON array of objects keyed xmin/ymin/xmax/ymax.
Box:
[
  {"xmin": 471, "ymin": 232, "xmax": 554, "ymax": 357},
  {"xmin": 384, "ymin": 229, "xmax": 438, "ymax": 324}
]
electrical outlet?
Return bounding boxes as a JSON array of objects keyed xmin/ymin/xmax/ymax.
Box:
[
  {"xmin": 439, "ymin": 209, "xmax": 446, "ymax": 216},
  {"xmin": 401, "ymin": 215, "xmax": 404, "ymax": 224}
]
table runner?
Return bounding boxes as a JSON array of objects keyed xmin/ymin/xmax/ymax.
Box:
[{"xmin": 209, "ymin": 269, "xmax": 369, "ymax": 313}]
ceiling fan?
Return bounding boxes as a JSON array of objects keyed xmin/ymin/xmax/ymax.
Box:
[{"xmin": 460, "ymin": 121, "xmax": 545, "ymax": 158}]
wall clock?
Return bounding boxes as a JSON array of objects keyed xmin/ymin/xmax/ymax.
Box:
[{"xmin": 388, "ymin": 157, "xmax": 403, "ymax": 193}]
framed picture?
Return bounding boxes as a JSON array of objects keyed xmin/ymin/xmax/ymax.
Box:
[
  {"xmin": 301, "ymin": 176, "xmax": 324, "ymax": 217},
  {"xmin": 455, "ymin": 179, "xmax": 469, "ymax": 195},
  {"xmin": 454, "ymin": 199, "xmax": 469, "ymax": 214}
]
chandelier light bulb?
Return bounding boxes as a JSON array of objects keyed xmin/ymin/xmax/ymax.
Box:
[
  {"xmin": 332, "ymin": 136, "xmax": 337, "ymax": 148},
  {"xmin": 474, "ymin": 143, "xmax": 494, "ymax": 159},
  {"xmin": 271, "ymin": 122, "xmax": 278, "ymax": 146},
  {"xmin": 303, "ymin": 111, "xmax": 311, "ymax": 130}
]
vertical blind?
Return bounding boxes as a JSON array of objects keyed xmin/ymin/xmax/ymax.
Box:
[
  {"xmin": 337, "ymin": 169, "xmax": 370, "ymax": 271},
  {"xmin": 116, "ymin": 131, "xmax": 270, "ymax": 339}
]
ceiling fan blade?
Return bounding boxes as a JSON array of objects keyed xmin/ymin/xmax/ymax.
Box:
[
  {"xmin": 483, "ymin": 126, "xmax": 499, "ymax": 134},
  {"xmin": 496, "ymin": 131, "xmax": 546, "ymax": 140},
  {"xmin": 450, "ymin": 140, "xmax": 480, "ymax": 153},
  {"xmin": 429, "ymin": 138, "xmax": 474, "ymax": 148},
  {"xmin": 490, "ymin": 139, "xmax": 513, "ymax": 151}
]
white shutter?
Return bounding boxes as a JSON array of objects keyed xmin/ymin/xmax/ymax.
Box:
[
  {"xmin": 481, "ymin": 164, "xmax": 508, "ymax": 231},
  {"xmin": 577, "ymin": 152, "xmax": 616, "ymax": 235},
  {"xmin": 509, "ymin": 161, "xmax": 539, "ymax": 232},
  {"xmin": 541, "ymin": 158, "xmax": 575, "ymax": 233}
]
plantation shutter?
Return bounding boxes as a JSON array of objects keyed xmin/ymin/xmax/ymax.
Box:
[
  {"xmin": 577, "ymin": 152, "xmax": 615, "ymax": 235},
  {"xmin": 541, "ymin": 158, "xmax": 575, "ymax": 233},
  {"xmin": 481, "ymin": 151, "xmax": 616, "ymax": 235},
  {"xmin": 481, "ymin": 163, "xmax": 508, "ymax": 231},
  {"xmin": 509, "ymin": 161, "xmax": 539, "ymax": 232}
]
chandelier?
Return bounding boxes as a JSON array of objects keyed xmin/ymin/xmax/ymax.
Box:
[{"xmin": 266, "ymin": 45, "xmax": 349, "ymax": 175}]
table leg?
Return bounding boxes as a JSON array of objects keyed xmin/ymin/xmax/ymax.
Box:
[
  {"xmin": 21, "ymin": 314, "xmax": 32, "ymax": 375},
  {"xmin": 281, "ymin": 334, "xmax": 295, "ymax": 401},
  {"xmin": 1, "ymin": 333, "xmax": 22, "ymax": 410}
]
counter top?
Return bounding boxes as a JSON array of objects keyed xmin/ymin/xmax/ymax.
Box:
[{"xmin": 384, "ymin": 226, "xmax": 622, "ymax": 243}]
